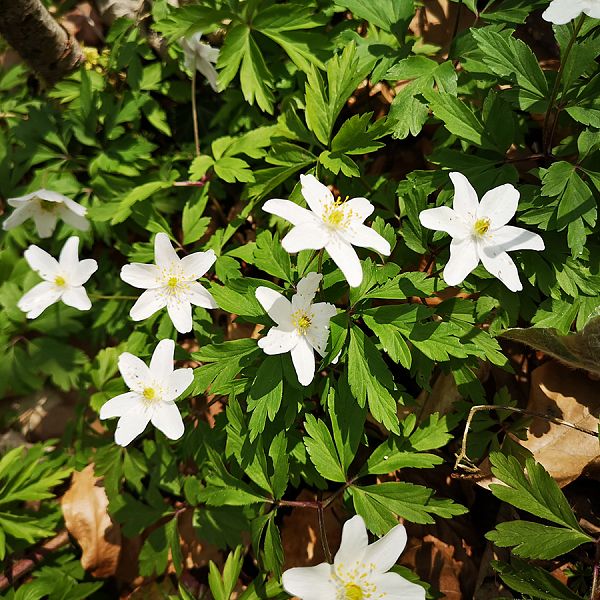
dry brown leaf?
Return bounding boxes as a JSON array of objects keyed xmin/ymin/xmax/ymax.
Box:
[
  {"xmin": 61, "ymin": 464, "xmax": 121, "ymax": 578},
  {"xmin": 280, "ymin": 490, "xmax": 344, "ymax": 571},
  {"xmin": 177, "ymin": 507, "xmax": 223, "ymax": 570},
  {"xmin": 520, "ymin": 361, "xmax": 600, "ymax": 487}
]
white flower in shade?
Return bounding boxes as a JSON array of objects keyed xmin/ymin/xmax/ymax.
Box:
[
  {"xmin": 2, "ymin": 189, "xmax": 90, "ymax": 238},
  {"xmin": 180, "ymin": 32, "xmax": 220, "ymax": 92},
  {"xmin": 263, "ymin": 175, "xmax": 391, "ymax": 288},
  {"xmin": 99, "ymin": 339, "xmax": 193, "ymax": 446},
  {"xmin": 255, "ymin": 272, "xmax": 336, "ymax": 386},
  {"xmin": 18, "ymin": 236, "xmax": 97, "ymax": 319},
  {"xmin": 419, "ymin": 172, "xmax": 544, "ymax": 292},
  {"xmin": 282, "ymin": 515, "xmax": 425, "ymax": 600},
  {"xmin": 542, "ymin": 0, "xmax": 600, "ymax": 24},
  {"xmin": 120, "ymin": 232, "xmax": 218, "ymax": 334}
]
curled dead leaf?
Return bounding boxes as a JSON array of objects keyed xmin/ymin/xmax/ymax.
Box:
[{"xmin": 61, "ymin": 464, "xmax": 121, "ymax": 578}]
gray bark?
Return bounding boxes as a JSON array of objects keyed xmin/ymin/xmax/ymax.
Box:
[{"xmin": 0, "ymin": 0, "xmax": 83, "ymax": 86}]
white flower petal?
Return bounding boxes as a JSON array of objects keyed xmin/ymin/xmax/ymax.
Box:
[
  {"xmin": 61, "ymin": 286, "xmax": 92, "ymax": 311},
  {"xmin": 344, "ymin": 197, "xmax": 374, "ymax": 223},
  {"xmin": 58, "ymin": 236, "xmax": 81, "ymax": 273},
  {"xmin": 282, "ymin": 223, "xmax": 328, "ymax": 253},
  {"xmin": 449, "ymin": 172, "xmax": 479, "ymax": 222},
  {"xmin": 486, "ymin": 225, "xmax": 545, "ymax": 253},
  {"xmin": 186, "ymin": 281, "xmax": 218, "ymax": 309},
  {"xmin": 120, "ymin": 263, "xmax": 161, "ymax": 289},
  {"xmin": 258, "ymin": 327, "xmax": 297, "ymax": 355},
  {"xmin": 542, "ymin": 0, "xmax": 586, "ymax": 23},
  {"xmin": 57, "ymin": 204, "xmax": 90, "ymax": 232},
  {"xmin": 263, "ymin": 198, "xmax": 317, "ymax": 226},
  {"xmin": 7, "ymin": 191, "xmax": 38, "ymax": 207},
  {"xmin": 281, "ymin": 563, "xmax": 336, "ymax": 600},
  {"xmin": 478, "ymin": 183, "xmax": 519, "ymax": 229},
  {"xmin": 37, "ymin": 189, "xmax": 70, "ymax": 204},
  {"xmin": 293, "ymin": 272, "xmax": 322, "ymax": 310},
  {"xmin": 325, "ymin": 238, "xmax": 363, "ymax": 287},
  {"xmin": 114, "ymin": 412, "xmax": 151, "ymax": 446},
  {"xmin": 167, "ymin": 298, "xmax": 193, "ymax": 333},
  {"xmin": 18, "ymin": 281, "xmax": 62, "ymax": 318},
  {"xmin": 334, "ymin": 515, "xmax": 369, "ymax": 567},
  {"xmin": 362, "ymin": 524, "xmax": 407, "ymax": 573},
  {"xmin": 61, "ymin": 196, "xmax": 88, "ymax": 217},
  {"xmin": 585, "ymin": 3, "xmax": 600, "ymax": 18},
  {"xmin": 130, "ymin": 289, "xmax": 167, "ymax": 321},
  {"xmin": 180, "ymin": 250, "xmax": 216, "ymax": 280},
  {"xmin": 154, "ymin": 232, "xmax": 179, "ymax": 269},
  {"xmin": 118, "ymin": 352, "xmax": 151, "ymax": 392},
  {"xmin": 149, "ymin": 339, "xmax": 175, "ymax": 383},
  {"xmin": 72, "ymin": 259, "xmax": 98, "ymax": 286},
  {"xmin": 24, "ymin": 245, "xmax": 60, "ymax": 280},
  {"xmin": 196, "ymin": 57, "xmax": 219, "ymax": 92},
  {"xmin": 99, "ymin": 392, "xmax": 141, "ymax": 419},
  {"xmin": 291, "ymin": 336, "xmax": 316, "ymax": 386},
  {"xmin": 3, "ymin": 204, "xmax": 35, "ymax": 230},
  {"xmin": 33, "ymin": 211, "xmax": 58, "ymax": 238},
  {"xmin": 255, "ymin": 287, "xmax": 293, "ymax": 327},
  {"xmin": 370, "ymin": 572, "xmax": 426, "ymax": 599},
  {"xmin": 166, "ymin": 368, "xmax": 194, "ymax": 401},
  {"xmin": 151, "ymin": 402, "xmax": 185, "ymax": 440},
  {"xmin": 443, "ymin": 237, "xmax": 480, "ymax": 286},
  {"xmin": 419, "ymin": 206, "xmax": 469, "ymax": 238},
  {"xmin": 300, "ymin": 174, "xmax": 334, "ymax": 217},
  {"xmin": 479, "ymin": 247, "xmax": 522, "ymax": 292},
  {"xmin": 345, "ymin": 223, "xmax": 391, "ymax": 255},
  {"xmin": 199, "ymin": 44, "xmax": 219, "ymax": 65}
]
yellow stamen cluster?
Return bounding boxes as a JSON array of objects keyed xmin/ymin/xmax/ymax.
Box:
[
  {"xmin": 167, "ymin": 277, "xmax": 178, "ymax": 288},
  {"xmin": 143, "ymin": 387, "xmax": 156, "ymax": 401},
  {"xmin": 334, "ymin": 562, "xmax": 385, "ymax": 600},
  {"xmin": 291, "ymin": 310, "xmax": 312, "ymax": 334},
  {"xmin": 474, "ymin": 217, "xmax": 491, "ymax": 236},
  {"xmin": 54, "ymin": 275, "xmax": 66, "ymax": 287},
  {"xmin": 323, "ymin": 197, "xmax": 352, "ymax": 229}
]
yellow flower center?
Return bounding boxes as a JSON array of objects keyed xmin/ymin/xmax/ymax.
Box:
[
  {"xmin": 40, "ymin": 200, "xmax": 57, "ymax": 212},
  {"xmin": 143, "ymin": 387, "xmax": 156, "ymax": 401},
  {"xmin": 474, "ymin": 217, "xmax": 491, "ymax": 236},
  {"xmin": 323, "ymin": 197, "xmax": 352, "ymax": 229},
  {"xmin": 345, "ymin": 584, "xmax": 364, "ymax": 600},
  {"xmin": 54, "ymin": 275, "xmax": 66, "ymax": 287},
  {"xmin": 291, "ymin": 310, "xmax": 312, "ymax": 334},
  {"xmin": 167, "ymin": 277, "xmax": 178, "ymax": 288}
]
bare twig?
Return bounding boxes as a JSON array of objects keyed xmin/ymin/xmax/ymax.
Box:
[{"xmin": 0, "ymin": 530, "xmax": 70, "ymax": 591}]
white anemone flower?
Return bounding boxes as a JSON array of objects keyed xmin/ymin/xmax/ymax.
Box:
[
  {"xmin": 2, "ymin": 189, "xmax": 90, "ymax": 238},
  {"xmin": 120, "ymin": 233, "xmax": 218, "ymax": 334},
  {"xmin": 99, "ymin": 339, "xmax": 193, "ymax": 446},
  {"xmin": 419, "ymin": 172, "xmax": 544, "ymax": 292},
  {"xmin": 282, "ymin": 515, "xmax": 425, "ymax": 600},
  {"xmin": 263, "ymin": 175, "xmax": 391, "ymax": 288},
  {"xmin": 180, "ymin": 31, "xmax": 220, "ymax": 92},
  {"xmin": 542, "ymin": 0, "xmax": 600, "ymax": 24},
  {"xmin": 255, "ymin": 272, "xmax": 336, "ymax": 386},
  {"xmin": 18, "ymin": 236, "xmax": 98, "ymax": 319}
]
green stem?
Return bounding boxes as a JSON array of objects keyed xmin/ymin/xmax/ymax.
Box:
[
  {"xmin": 316, "ymin": 248, "xmax": 324, "ymax": 274},
  {"xmin": 543, "ymin": 14, "xmax": 585, "ymax": 155},
  {"xmin": 89, "ymin": 294, "xmax": 138, "ymax": 301},
  {"xmin": 191, "ymin": 70, "xmax": 200, "ymax": 156}
]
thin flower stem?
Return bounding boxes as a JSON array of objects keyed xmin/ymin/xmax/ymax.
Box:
[
  {"xmin": 89, "ymin": 294, "xmax": 138, "ymax": 301},
  {"xmin": 300, "ymin": 250, "xmax": 318, "ymax": 277},
  {"xmin": 191, "ymin": 70, "xmax": 201, "ymax": 156},
  {"xmin": 316, "ymin": 248, "xmax": 324, "ymax": 274},
  {"xmin": 542, "ymin": 14, "xmax": 585, "ymax": 156},
  {"xmin": 454, "ymin": 404, "xmax": 598, "ymax": 471},
  {"xmin": 318, "ymin": 498, "xmax": 333, "ymax": 564}
]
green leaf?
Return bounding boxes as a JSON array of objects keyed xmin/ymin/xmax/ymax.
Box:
[
  {"xmin": 333, "ymin": 0, "xmax": 415, "ymax": 36},
  {"xmin": 254, "ymin": 231, "xmax": 293, "ymax": 283},
  {"xmin": 492, "ymin": 558, "xmax": 584, "ymax": 600},
  {"xmin": 347, "ymin": 325, "xmax": 399, "ymax": 434},
  {"xmin": 248, "ymin": 356, "xmax": 284, "ymax": 440},
  {"xmin": 488, "ymin": 453, "xmax": 591, "ymax": 532},
  {"xmin": 303, "ymin": 414, "xmax": 346, "ymax": 482},
  {"xmin": 214, "ymin": 156, "xmax": 255, "ymax": 183},
  {"xmin": 486, "ymin": 521, "xmax": 592, "ymax": 559}
]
